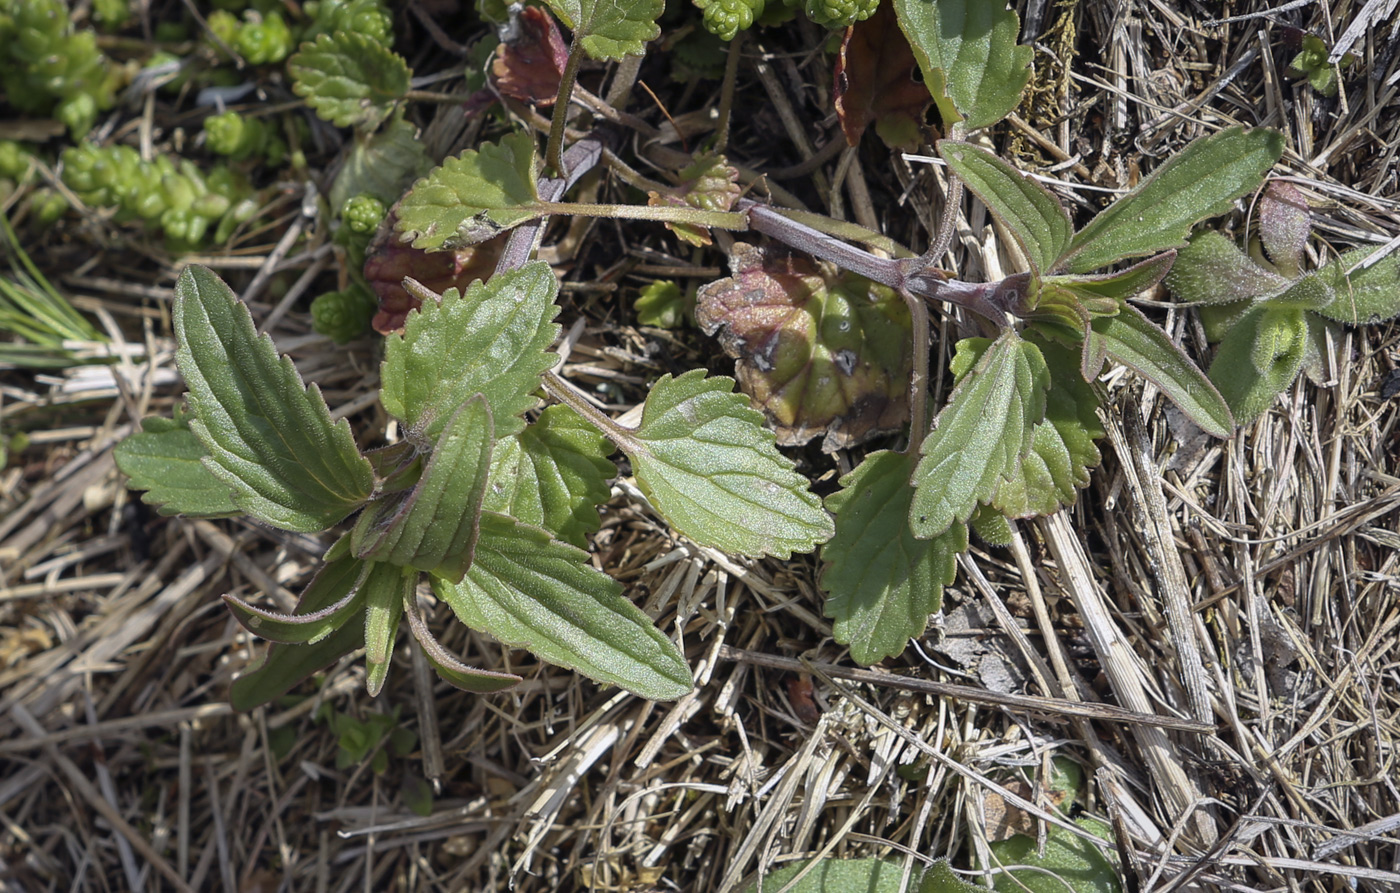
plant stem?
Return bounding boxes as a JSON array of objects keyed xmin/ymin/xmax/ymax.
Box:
[
  {"xmin": 714, "ymin": 31, "xmax": 744, "ymax": 153},
  {"xmin": 900, "ymin": 287, "xmax": 930, "ymax": 454},
  {"xmin": 538, "ymin": 201, "xmax": 747, "ymax": 229},
  {"xmin": 546, "ymin": 40, "xmax": 587, "ymax": 177},
  {"xmin": 541, "ymin": 369, "xmax": 641, "ymax": 453},
  {"xmin": 496, "ymin": 135, "xmax": 609, "ymax": 274},
  {"xmin": 403, "ymin": 89, "xmax": 475, "ymax": 104}
]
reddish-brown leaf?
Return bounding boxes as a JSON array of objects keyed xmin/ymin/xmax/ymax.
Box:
[
  {"xmin": 365, "ymin": 219, "xmax": 507, "ymax": 334},
  {"xmin": 834, "ymin": 3, "xmax": 929, "ymax": 152},
  {"xmin": 491, "ymin": 6, "xmax": 569, "ymax": 106},
  {"xmin": 696, "ymin": 243, "xmax": 912, "ymax": 452}
]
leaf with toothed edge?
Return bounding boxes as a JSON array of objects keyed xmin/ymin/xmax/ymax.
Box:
[
  {"xmin": 938, "ymin": 140, "xmax": 1071, "ymax": 275},
  {"xmin": 173, "ymin": 265, "xmax": 374, "ymax": 534},
  {"xmin": 542, "ymin": 0, "xmax": 662, "ymax": 60},
  {"xmin": 114, "ymin": 409, "xmax": 240, "ymax": 518},
  {"xmin": 395, "ymin": 132, "xmax": 544, "ymax": 251}
]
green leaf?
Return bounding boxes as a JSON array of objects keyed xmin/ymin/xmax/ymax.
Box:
[
  {"xmin": 910, "ymin": 332, "xmax": 1049, "ymax": 539},
  {"xmin": 622, "ymin": 369, "xmax": 834, "ymax": 558},
  {"xmin": 1268, "ymin": 272, "xmax": 1334, "ymax": 311},
  {"xmin": 1207, "ymin": 305, "xmax": 1308, "ymax": 424},
  {"xmin": 634, "ymin": 279, "xmax": 684, "ymax": 328},
  {"xmin": 174, "ymin": 265, "xmax": 374, "ymax": 533},
  {"xmin": 114, "ymin": 410, "xmax": 239, "ymax": 518},
  {"xmin": 361, "ymin": 561, "xmax": 410, "ymax": 696},
  {"xmin": 822, "ymin": 451, "xmax": 967, "ymax": 664},
  {"xmin": 483, "ymin": 404, "xmax": 615, "ymax": 548},
  {"xmin": 433, "ymin": 513, "xmax": 693, "ymax": 699},
  {"xmin": 1064, "ymin": 127, "xmax": 1284, "ymax": 274},
  {"xmin": 920, "ymin": 860, "xmax": 984, "ymax": 893},
  {"xmin": 288, "ymin": 31, "xmax": 411, "ymax": 129},
  {"xmin": 1165, "ymin": 231, "xmax": 1292, "ymax": 305},
  {"xmin": 543, "ymin": 0, "xmax": 662, "ymax": 60},
  {"xmin": 228, "ymin": 548, "xmax": 368, "ymax": 711},
  {"xmin": 989, "ymin": 817, "xmax": 1121, "ymax": 893},
  {"xmin": 1048, "ymin": 251, "xmax": 1176, "ymax": 303},
  {"xmin": 353, "ymin": 396, "xmax": 494, "ymax": 582},
  {"xmin": 395, "ymin": 131, "xmax": 543, "ymax": 251},
  {"xmin": 891, "ymin": 0, "xmax": 1033, "ymax": 132},
  {"xmin": 401, "ymin": 587, "xmax": 522, "ymax": 692},
  {"xmin": 223, "ymin": 557, "xmax": 366, "ymax": 645},
  {"xmin": 329, "ymin": 114, "xmax": 433, "ymax": 212},
  {"xmin": 1314, "ymin": 247, "xmax": 1400, "ymax": 324},
  {"xmin": 1089, "ymin": 304, "xmax": 1234, "ymax": 437},
  {"xmin": 380, "ymin": 261, "xmax": 560, "ymax": 441},
  {"xmin": 742, "ymin": 858, "xmax": 909, "ymax": 893},
  {"xmin": 991, "ymin": 337, "xmax": 1104, "ymax": 518},
  {"xmin": 939, "ymin": 140, "xmax": 1071, "ymax": 274}
]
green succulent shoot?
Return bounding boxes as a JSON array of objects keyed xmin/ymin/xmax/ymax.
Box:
[{"xmin": 1167, "ymin": 181, "xmax": 1400, "ymax": 423}]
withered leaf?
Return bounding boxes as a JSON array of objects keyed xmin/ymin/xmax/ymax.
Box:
[
  {"xmin": 696, "ymin": 242, "xmax": 912, "ymax": 452},
  {"xmin": 364, "ymin": 215, "xmax": 507, "ymax": 334},
  {"xmin": 491, "ymin": 6, "xmax": 570, "ymax": 106},
  {"xmin": 646, "ymin": 152, "xmax": 741, "ymax": 247},
  {"xmin": 834, "ymin": 3, "xmax": 929, "ymax": 152}
]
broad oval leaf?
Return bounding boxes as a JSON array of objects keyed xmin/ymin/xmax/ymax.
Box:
[
  {"xmin": 1315, "ymin": 247, "xmax": 1400, "ymax": 324},
  {"xmin": 1208, "ymin": 305, "xmax": 1309, "ymax": 424},
  {"xmin": 742, "ymin": 858, "xmax": 910, "ymax": 893},
  {"xmin": 433, "ymin": 512, "xmax": 693, "ymax": 699},
  {"xmin": 822, "ymin": 451, "xmax": 967, "ymax": 664},
  {"xmin": 695, "ymin": 243, "xmax": 912, "ymax": 453},
  {"xmin": 939, "ymin": 140, "xmax": 1071, "ymax": 275},
  {"xmin": 1258, "ymin": 180, "xmax": 1311, "ymax": 278},
  {"xmin": 395, "ymin": 131, "xmax": 543, "ymax": 251},
  {"xmin": 891, "ymin": 0, "xmax": 1033, "ymax": 132},
  {"xmin": 835, "ymin": 4, "xmax": 929, "ymax": 151},
  {"xmin": 288, "ymin": 31, "xmax": 411, "ymax": 130},
  {"xmin": 543, "ymin": 0, "xmax": 662, "ymax": 60},
  {"xmin": 1089, "ymin": 304, "xmax": 1233, "ymax": 437},
  {"xmin": 353, "ymin": 395, "xmax": 494, "ymax": 582},
  {"xmin": 228, "ymin": 546, "xmax": 368, "ymax": 711},
  {"xmin": 174, "ymin": 265, "xmax": 374, "ymax": 533},
  {"xmin": 910, "ymin": 332, "xmax": 1049, "ymax": 539},
  {"xmin": 379, "ymin": 261, "xmax": 560, "ymax": 441},
  {"xmin": 114, "ymin": 410, "xmax": 239, "ymax": 518},
  {"xmin": 1063, "ymin": 126, "xmax": 1283, "ymax": 274},
  {"xmin": 990, "ymin": 337, "xmax": 1104, "ymax": 518},
  {"xmin": 483, "ymin": 404, "xmax": 615, "ymax": 548},
  {"xmin": 622, "ymin": 369, "xmax": 835, "ymax": 558}
]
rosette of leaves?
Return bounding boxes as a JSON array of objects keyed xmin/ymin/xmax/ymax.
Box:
[
  {"xmin": 820, "ymin": 126, "xmax": 1284, "ymax": 663},
  {"xmin": 1167, "ymin": 181, "xmax": 1400, "ymax": 423},
  {"xmin": 116, "ymin": 259, "xmax": 832, "ymax": 709},
  {"xmin": 647, "ymin": 153, "xmax": 742, "ymax": 248}
]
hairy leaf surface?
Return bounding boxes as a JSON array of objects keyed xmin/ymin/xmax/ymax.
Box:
[
  {"xmin": 114, "ymin": 410, "xmax": 239, "ymax": 518},
  {"xmin": 484, "ymin": 404, "xmax": 614, "ymax": 548},
  {"xmin": 434, "ymin": 513, "xmax": 693, "ymax": 699},
  {"xmin": 543, "ymin": 0, "xmax": 662, "ymax": 59},
  {"xmin": 396, "ymin": 132, "xmax": 542, "ymax": 250},
  {"xmin": 623, "ymin": 369, "xmax": 835, "ymax": 558},
  {"xmin": 380, "ymin": 262, "xmax": 559, "ymax": 441},
  {"xmin": 910, "ymin": 332, "xmax": 1048, "ymax": 539},
  {"xmin": 288, "ymin": 31, "xmax": 411, "ymax": 129},
  {"xmin": 1065, "ymin": 127, "xmax": 1283, "ymax": 274},
  {"xmin": 939, "ymin": 140, "xmax": 1071, "ymax": 274},
  {"xmin": 174, "ymin": 265, "xmax": 374, "ymax": 533},
  {"xmin": 891, "ymin": 0, "xmax": 1033, "ymax": 131},
  {"xmin": 361, "ymin": 560, "xmax": 410, "ymax": 696},
  {"xmin": 1315, "ymin": 247, "xmax": 1400, "ymax": 324},
  {"xmin": 823, "ymin": 451, "xmax": 967, "ymax": 664},
  {"xmin": 1165, "ymin": 231, "xmax": 1292, "ymax": 305}
]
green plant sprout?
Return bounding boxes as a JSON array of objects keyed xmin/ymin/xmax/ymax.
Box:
[
  {"xmin": 116, "ymin": 0, "xmax": 1395, "ymax": 711},
  {"xmin": 1167, "ymin": 180, "xmax": 1400, "ymax": 423}
]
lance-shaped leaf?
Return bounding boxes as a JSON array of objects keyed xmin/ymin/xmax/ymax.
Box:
[
  {"xmin": 617, "ymin": 369, "xmax": 835, "ymax": 558},
  {"xmin": 288, "ymin": 31, "xmax": 411, "ymax": 130},
  {"xmin": 891, "ymin": 0, "xmax": 1033, "ymax": 132},
  {"xmin": 401, "ymin": 586, "xmax": 522, "ymax": 693},
  {"xmin": 353, "ymin": 395, "xmax": 494, "ymax": 582},
  {"xmin": 543, "ymin": 0, "xmax": 662, "ymax": 60},
  {"xmin": 228, "ymin": 547, "xmax": 368, "ymax": 711},
  {"xmin": 484, "ymin": 404, "xmax": 615, "ymax": 549},
  {"xmin": 224, "ymin": 551, "xmax": 367, "ymax": 646},
  {"xmin": 1048, "ymin": 251, "xmax": 1176, "ymax": 303},
  {"xmin": 433, "ymin": 513, "xmax": 693, "ymax": 699},
  {"xmin": 174, "ymin": 265, "xmax": 374, "ymax": 533},
  {"xmin": 1089, "ymin": 304, "xmax": 1234, "ymax": 437},
  {"xmin": 990, "ymin": 337, "xmax": 1103, "ymax": 518},
  {"xmin": 822, "ymin": 451, "xmax": 968, "ymax": 664},
  {"xmin": 939, "ymin": 140, "xmax": 1071, "ymax": 275},
  {"xmin": 114, "ymin": 410, "xmax": 239, "ymax": 518},
  {"xmin": 1063, "ymin": 126, "xmax": 1283, "ymax": 274},
  {"xmin": 695, "ymin": 243, "xmax": 912, "ymax": 453},
  {"xmin": 910, "ymin": 332, "xmax": 1049, "ymax": 539},
  {"xmin": 1315, "ymin": 247, "xmax": 1400, "ymax": 324},
  {"xmin": 380, "ymin": 261, "xmax": 559, "ymax": 441},
  {"xmin": 1165, "ymin": 231, "xmax": 1293, "ymax": 306},
  {"xmin": 396, "ymin": 132, "xmax": 543, "ymax": 251},
  {"xmin": 361, "ymin": 560, "xmax": 411, "ymax": 696}
]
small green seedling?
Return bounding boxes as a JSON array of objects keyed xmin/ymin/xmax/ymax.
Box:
[
  {"xmin": 1167, "ymin": 180, "xmax": 1400, "ymax": 423},
  {"xmin": 1286, "ymin": 32, "xmax": 1355, "ymax": 96}
]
